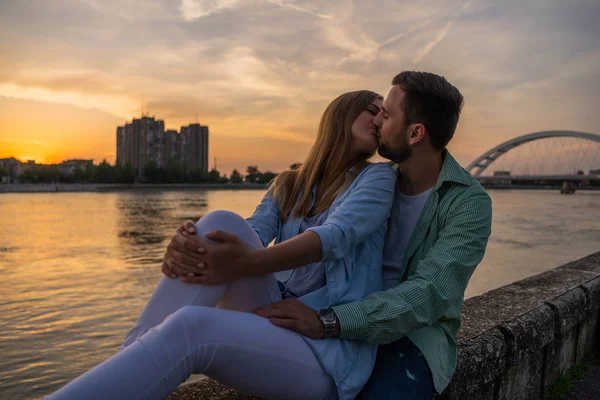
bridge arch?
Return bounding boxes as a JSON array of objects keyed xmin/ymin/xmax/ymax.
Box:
[{"xmin": 466, "ymin": 130, "xmax": 600, "ymax": 177}]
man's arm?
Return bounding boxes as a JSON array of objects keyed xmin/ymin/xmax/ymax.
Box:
[{"xmin": 332, "ymin": 187, "xmax": 492, "ymax": 344}]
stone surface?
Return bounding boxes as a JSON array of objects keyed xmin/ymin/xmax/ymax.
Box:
[
  {"xmin": 581, "ymin": 276, "xmax": 600, "ymax": 312},
  {"xmin": 544, "ymin": 328, "xmax": 578, "ymax": 398},
  {"xmin": 444, "ymin": 329, "xmax": 505, "ymax": 399},
  {"xmin": 497, "ymin": 351, "xmax": 544, "ymax": 400},
  {"xmin": 458, "ymin": 268, "xmax": 595, "ymax": 342},
  {"xmin": 577, "ymin": 310, "xmax": 600, "ymax": 363},
  {"xmin": 498, "ymin": 305, "xmax": 555, "ymax": 365},
  {"xmin": 542, "ymin": 288, "xmax": 587, "ymax": 396},
  {"xmin": 558, "ymin": 252, "xmax": 600, "ymax": 275},
  {"xmin": 546, "ymin": 288, "xmax": 588, "ymax": 336},
  {"xmin": 577, "ymin": 277, "xmax": 600, "ymax": 362},
  {"xmin": 167, "ymin": 379, "xmax": 260, "ymax": 400}
]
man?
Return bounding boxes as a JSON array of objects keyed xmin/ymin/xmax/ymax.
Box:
[{"xmin": 163, "ymin": 71, "xmax": 492, "ymax": 399}]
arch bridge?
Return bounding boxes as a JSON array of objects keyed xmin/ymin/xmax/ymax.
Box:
[{"xmin": 466, "ymin": 131, "xmax": 600, "ymax": 185}]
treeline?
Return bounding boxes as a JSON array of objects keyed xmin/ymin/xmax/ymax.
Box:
[{"xmin": 1, "ymin": 161, "xmax": 285, "ymax": 185}]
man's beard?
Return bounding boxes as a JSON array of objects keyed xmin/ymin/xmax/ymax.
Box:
[{"xmin": 378, "ymin": 141, "xmax": 412, "ymax": 164}]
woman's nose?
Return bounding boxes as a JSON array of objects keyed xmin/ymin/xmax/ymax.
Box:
[{"xmin": 373, "ymin": 113, "xmax": 382, "ymax": 127}]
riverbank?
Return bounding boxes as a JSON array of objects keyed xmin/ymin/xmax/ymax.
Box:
[
  {"xmin": 2, "ymin": 183, "xmax": 599, "ymax": 194},
  {"xmin": 0, "ymin": 183, "xmax": 268, "ymax": 193}
]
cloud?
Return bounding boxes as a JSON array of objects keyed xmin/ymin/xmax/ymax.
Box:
[
  {"xmin": 179, "ymin": 0, "xmax": 242, "ymax": 21},
  {"xmin": 266, "ymin": 0, "xmax": 333, "ymax": 19},
  {"xmin": 379, "ymin": 19, "xmax": 433, "ymax": 49},
  {"xmin": 74, "ymin": 0, "xmax": 178, "ymax": 20},
  {"xmin": 414, "ymin": 1, "xmax": 471, "ymax": 63},
  {"xmin": 0, "ymin": 0, "xmax": 599, "ymax": 170}
]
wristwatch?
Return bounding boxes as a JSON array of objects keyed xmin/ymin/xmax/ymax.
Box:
[{"xmin": 317, "ymin": 308, "xmax": 338, "ymax": 338}]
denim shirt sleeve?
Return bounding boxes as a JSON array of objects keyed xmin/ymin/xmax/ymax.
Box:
[
  {"xmin": 245, "ymin": 190, "xmax": 280, "ymax": 247},
  {"xmin": 306, "ymin": 163, "xmax": 396, "ymax": 261}
]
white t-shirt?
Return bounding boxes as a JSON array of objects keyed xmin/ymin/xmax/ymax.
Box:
[{"xmin": 381, "ymin": 187, "xmax": 433, "ymax": 290}]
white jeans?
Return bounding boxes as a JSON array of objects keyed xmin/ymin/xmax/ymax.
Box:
[{"xmin": 46, "ymin": 210, "xmax": 337, "ymax": 400}]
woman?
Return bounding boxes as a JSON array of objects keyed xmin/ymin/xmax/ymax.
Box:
[{"xmin": 47, "ymin": 90, "xmax": 396, "ymax": 400}]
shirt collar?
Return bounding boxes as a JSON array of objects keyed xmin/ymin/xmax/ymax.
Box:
[{"xmin": 390, "ymin": 149, "xmax": 475, "ymax": 192}]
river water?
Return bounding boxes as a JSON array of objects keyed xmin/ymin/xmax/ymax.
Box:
[{"xmin": 0, "ymin": 189, "xmax": 599, "ymax": 399}]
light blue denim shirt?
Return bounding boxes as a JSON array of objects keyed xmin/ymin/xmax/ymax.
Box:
[{"xmin": 246, "ymin": 163, "xmax": 396, "ymax": 399}]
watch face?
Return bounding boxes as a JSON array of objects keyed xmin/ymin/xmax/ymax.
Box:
[{"xmin": 320, "ymin": 309, "xmax": 336, "ymax": 323}]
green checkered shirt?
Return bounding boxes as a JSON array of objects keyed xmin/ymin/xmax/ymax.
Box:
[{"xmin": 332, "ymin": 151, "xmax": 492, "ymax": 393}]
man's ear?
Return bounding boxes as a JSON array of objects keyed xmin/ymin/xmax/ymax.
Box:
[{"xmin": 408, "ymin": 123, "xmax": 426, "ymax": 146}]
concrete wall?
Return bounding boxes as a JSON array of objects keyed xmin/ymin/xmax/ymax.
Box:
[
  {"xmin": 168, "ymin": 252, "xmax": 600, "ymax": 400},
  {"xmin": 439, "ymin": 251, "xmax": 600, "ymax": 400}
]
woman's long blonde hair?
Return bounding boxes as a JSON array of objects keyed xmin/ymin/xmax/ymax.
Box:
[{"xmin": 271, "ymin": 90, "xmax": 381, "ymax": 223}]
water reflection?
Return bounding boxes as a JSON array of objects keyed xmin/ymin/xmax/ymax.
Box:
[{"xmin": 0, "ymin": 189, "xmax": 598, "ymax": 399}]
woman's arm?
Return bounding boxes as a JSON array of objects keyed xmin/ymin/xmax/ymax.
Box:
[
  {"xmin": 246, "ymin": 189, "xmax": 281, "ymax": 247},
  {"xmin": 184, "ymin": 164, "xmax": 396, "ymax": 284},
  {"xmin": 249, "ymin": 163, "xmax": 396, "ymax": 272}
]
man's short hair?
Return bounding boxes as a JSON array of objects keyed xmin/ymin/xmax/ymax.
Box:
[{"xmin": 392, "ymin": 71, "xmax": 464, "ymax": 149}]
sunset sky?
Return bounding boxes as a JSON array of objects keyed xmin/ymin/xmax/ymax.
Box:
[{"xmin": 0, "ymin": 0, "xmax": 599, "ymax": 174}]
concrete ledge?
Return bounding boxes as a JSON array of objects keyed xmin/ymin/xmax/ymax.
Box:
[
  {"xmin": 578, "ymin": 277, "xmax": 600, "ymax": 363},
  {"xmin": 546, "ymin": 288, "xmax": 587, "ymax": 337},
  {"xmin": 499, "ymin": 305, "xmax": 555, "ymax": 365},
  {"xmin": 543, "ymin": 288, "xmax": 588, "ymax": 397},
  {"xmin": 581, "ymin": 276, "xmax": 600, "ymax": 312},
  {"xmin": 169, "ymin": 251, "xmax": 600, "ymax": 400},
  {"xmin": 442, "ymin": 329, "xmax": 505, "ymax": 399}
]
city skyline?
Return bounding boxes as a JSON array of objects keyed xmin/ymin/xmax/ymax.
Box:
[
  {"xmin": 116, "ymin": 116, "xmax": 209, "ymax": 177},
  {"xmin": 0, "ymin": 0, "xmax": 599, "ymax": 174}
]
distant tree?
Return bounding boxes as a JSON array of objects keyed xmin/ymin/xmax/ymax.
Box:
[
  {"xmin": 143, "ymin": 161, "xmax": 164, "ymax": 183},
  {"xmin": 96, "ymin": 160, "xmax": 117, "ymax": 183},
  {"xmin": 188, "ymin": 168, "xmax": 208, "ymax": 183},
  {"xmin": 84, "ymin": 163, "xmax": 97, "ymax": 183},
  {"xmin": 207, "ymin": 168, "xmax": 221, "ymax": 184},
  {"xmin": 20, "ymin": 169, "xmax": 39, "ymax": 183},
  {"xmin": 0, "ymin": 166, "xmax": 8, "ymax": 178},
  {"xmin": 230, "ymin": 169, "xmax": 243, "ymax": 183},
  {"xmin": 245, "ymin": 165, "xmax": 261, "ymax": 183},
  {"xmin": 72, "ymin": 166, "xmax": 87, "ymax": 183},
  {"xmin": 164, "ymin": 162, "xmax": 185, "ymax": 183},
  {"xmin": 576, "ymin": 170, "xmax": 585, "ymax": 175},
  {"xmin": 37, "ymin": 166, "xmax": 61, "ymax": 183},
  {"xmin": 59, "ymin": 170, "xmax": 74, "ymax": 183},
  {"xmin": 289, "ymin": 163, "xmax": 302, "ymax": 170},
  {"xmin": 117, "ymin": 163, "xmax": 136, "ymax": 184},
  {"xmin": 257, "ymin": 171, "xmax": 277, "ymax": 184}
]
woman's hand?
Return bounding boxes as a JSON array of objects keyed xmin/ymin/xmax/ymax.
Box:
[
  {"xmin": 161, "ymin": 220, "xmax": 208, "ymax": 278},
  {"xmin": 180, "ymin": 230, "xmax": 256, "ymax": 285}
]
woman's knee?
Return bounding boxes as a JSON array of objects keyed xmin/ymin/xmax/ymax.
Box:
[
  {"xmin": 197, "ymin": 210, "xmax": 245, "ymax": 228},
  {"xmin": 194, "ymin": 210, "xmax": 262, "ymax": 248}
]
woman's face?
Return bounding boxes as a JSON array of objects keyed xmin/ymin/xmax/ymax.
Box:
[{"xmin": 351, "ymin": 97, "xmax": 383, "ymax": 156}]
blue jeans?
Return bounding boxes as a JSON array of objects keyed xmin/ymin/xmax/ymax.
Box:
[{"xmin": 358, "ymin": 337, "xmax": 434, "ymax": 400}]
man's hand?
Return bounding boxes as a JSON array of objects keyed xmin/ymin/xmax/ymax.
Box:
[{"xmin": 253, "ymin": 299, "xmax": 333, "ymax": 339}]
